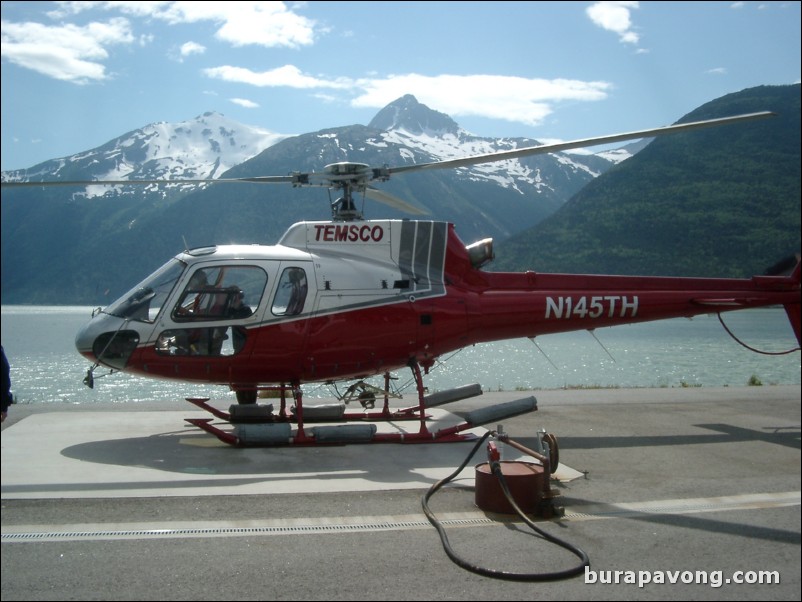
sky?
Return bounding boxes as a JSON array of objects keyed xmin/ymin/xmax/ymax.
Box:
[{"xmin": 1, "ymin": 1, "xmax": 800, "ymax": 172}]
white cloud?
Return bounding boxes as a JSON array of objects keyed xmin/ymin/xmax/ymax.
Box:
[
  {"xmin": 204, "ymin": 64, "xmax": 351, "ymax": 89},
  {"xmin": 586, "ymin": 1, "xmax": 641, "ymax": 45},
  {"xmin": 352, "ymin": 74, "xmax": 611, "ymax": 127},
  {"xmin": 203, "ymin": 66, "xmax": 612, "ymax": 129},
  {"xmin": 50, "ymin": 1, "xmax": 317, "ymax": 48},
  {"xmin": 705, "ymin": 67, "xmax": 728, "ymax": 75},
  {"xmin": 230, "ymin": 97, "xmax": 259, "ymax": 108},
  {"xmin": 3, "ymin": 3, "xmax": 613, "ymax": 131},
  {"xmin": 180, "ymin": 41, "xmax": 205, "ymax": 57},
  {"xmin": 2, "ymin": 2, "xmax": 316, "ymax": 83},
  {"xmin": 0, "ymin": 17, "xmax": 135, "ymax": 83}
]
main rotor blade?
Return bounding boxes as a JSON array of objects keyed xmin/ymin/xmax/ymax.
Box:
[
  {"xmin": 387, "ymin": 111, "xmax": 776, "ymax": 176},
  {"xmin": 364, "ymin": 186, "xmax": 428, "ymax": 215},
  {"xmin": 0, "ymin": 176, "xmax": 298, "ymax": 188}
]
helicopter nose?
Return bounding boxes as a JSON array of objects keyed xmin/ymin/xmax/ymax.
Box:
[
  {"xmin": 75, "ymin": 312, "xmax": 141, "ymax": 370},
  {"xmin": 75, "ymin": 315, "xmax": 98, "ymax": 359}
]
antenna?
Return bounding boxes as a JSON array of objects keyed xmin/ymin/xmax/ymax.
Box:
[
  {"xmin": 588, "ymin": 329, "xmax": 617, "ymax": 363},
  {"xmin": 528, "ymin": 337, "xmax": 560, "ymax": 371}
]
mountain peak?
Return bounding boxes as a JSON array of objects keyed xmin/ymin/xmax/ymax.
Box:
[
  {"xmin": 368, "ymin": 95, "xmax": 460, "ymax": 135},
  {"xmin": 1, "ymin": 112, "xmax": 289, "ymax": 191}
]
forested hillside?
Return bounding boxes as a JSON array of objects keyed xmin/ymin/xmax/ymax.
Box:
[{"xmin": 493, "ymin": 85, "xmax": 801, "ymax": 277}]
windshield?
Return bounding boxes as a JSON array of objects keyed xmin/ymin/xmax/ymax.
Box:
[{"xmin": 105, "ymin": 259, "xmax": 186, "ymax": 322}]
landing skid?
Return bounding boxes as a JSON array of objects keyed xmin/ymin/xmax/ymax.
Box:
[{"xmin": 184, "ymin": 365, "xmax": 538, "ymax": 447}]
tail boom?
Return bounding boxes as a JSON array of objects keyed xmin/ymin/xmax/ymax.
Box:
[{"xmin": 466, "ymin": 266, "xmax": 801, "ymax": 346}]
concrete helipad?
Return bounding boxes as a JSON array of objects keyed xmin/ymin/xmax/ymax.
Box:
[
  {"xmin": 2, "ymin": 386, "xmax": 800, "ymax": 601},
  {"xmin": 1, "ymin": 404, "xmax": 583, "ymax": 499}
]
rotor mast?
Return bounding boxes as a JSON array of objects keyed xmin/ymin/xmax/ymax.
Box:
[{"xmin": 323, "ymin": 162, "xmax": 368, "ymax": 220}]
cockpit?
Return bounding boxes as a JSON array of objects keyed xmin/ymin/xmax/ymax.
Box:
[{"xmin": 76, "ymin": 252, "xmax": 311, "ymax": 371}]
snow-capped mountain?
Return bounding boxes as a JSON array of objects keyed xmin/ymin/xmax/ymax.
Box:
[
  {"xmin": 1, "ymin": 112, "xmax": 289, "ymax": 198},
  {"xmin": 214, "ymin": 94, "xmax": 619, "ymax": 243},
  {"xmin": 366, "ymin": 94, "xmax": 613, "ymax": 194},
  {"xmin": 1, "ymin": 95, "xmax": 620, "ymax": 206},
  {"xmin": 1, "ymin": 94, "xmax": 622, "ymax": 304}
]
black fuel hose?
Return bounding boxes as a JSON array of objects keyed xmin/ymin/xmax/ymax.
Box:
[{"xmin": 421, "ymin": 431, "xmax": 590, "ymax": 581}]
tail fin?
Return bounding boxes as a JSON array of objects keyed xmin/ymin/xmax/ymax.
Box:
[{"xmin": 784, "ymin": 259, "xmax": 801, "ymax": 346}]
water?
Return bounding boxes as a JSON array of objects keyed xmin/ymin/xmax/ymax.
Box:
[{"xmin": 1, "ymin": 305, "xmax": 799, "ymax": 406}]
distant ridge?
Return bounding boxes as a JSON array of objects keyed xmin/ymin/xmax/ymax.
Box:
[{"xmin": 494, "ymin": 84, "xmax": 801, "ymax": 278}]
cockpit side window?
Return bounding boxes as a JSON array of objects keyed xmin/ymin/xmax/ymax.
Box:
[
  {"xmin": 158, "ymin": 265, "xmax": 268, "ymax": 357},
  {"xmin": 172, "ymin": 266, "xmax": 267, "ymax": 322},
  {"xmin": 272, "ymin": 267, "xmax": 308, "ymax": 316}
]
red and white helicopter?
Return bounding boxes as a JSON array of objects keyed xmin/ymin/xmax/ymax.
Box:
[{"xmin": 6, "ymin": 111, "xmax": 800, "ymax": 447}]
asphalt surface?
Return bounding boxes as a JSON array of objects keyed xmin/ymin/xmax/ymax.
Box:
[{"xmin": 2, "ymin": 385, "xmax": 800, "ymax": 601}]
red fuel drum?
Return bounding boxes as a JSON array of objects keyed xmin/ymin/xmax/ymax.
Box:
[{"xmin": 474, "ymin": 461, "xmax": 545, "ymax": 514}]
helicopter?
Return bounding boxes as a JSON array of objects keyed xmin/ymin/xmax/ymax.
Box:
[{"xmin": 3, "ymin": 110, "xmax": 799, "ymax": 447}]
